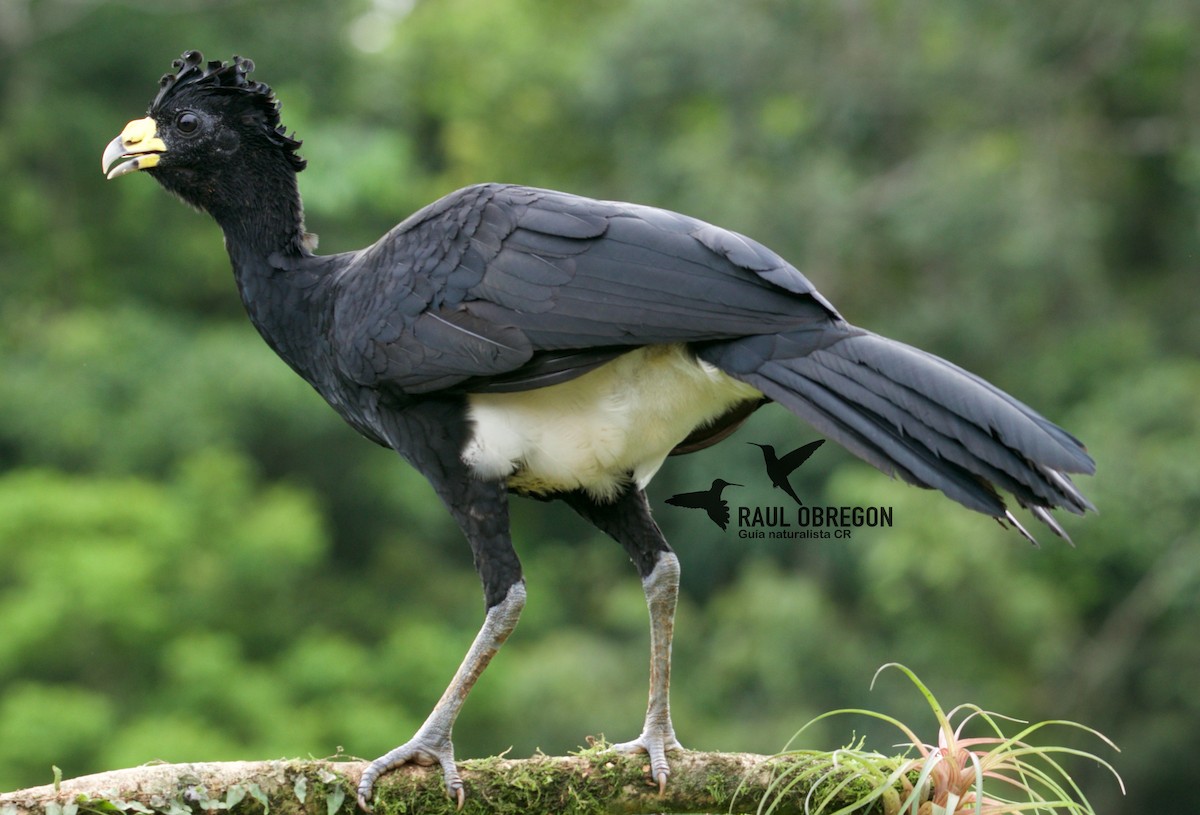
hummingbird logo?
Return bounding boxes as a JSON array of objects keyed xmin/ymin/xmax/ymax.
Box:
[
  {"xmin": 747, "ymin": 440, "xmax": 825, "ymax": 505},
  {"xmin": 665, "ymin": 439, "xmax": 826, "ymax": 528},
  {"xmin": 664, "ymin": 479, "xmax": 742, "ymax": 530}
]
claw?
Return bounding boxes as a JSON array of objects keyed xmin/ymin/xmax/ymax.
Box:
[
  {"xmin": 455, "ymin": 785, "xmax": 465, "ymax": 811},
  {"xmin": 657, "ymin": 771, "xmax": 668, "ymax": 795}
]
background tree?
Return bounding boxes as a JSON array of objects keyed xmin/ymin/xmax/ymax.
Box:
[{"xmin": 2, "ymin": 1, "xmax": 1198, "ymax": 812}]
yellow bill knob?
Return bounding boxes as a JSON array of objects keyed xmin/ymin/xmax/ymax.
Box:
[{"xmin": 103, "ymin": 117, "xmax": 167, "ymax": 179}]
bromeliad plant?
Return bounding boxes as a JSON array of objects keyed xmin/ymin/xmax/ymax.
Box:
[{"xmin": 749, "ymin": 663, "xmax": 1123, "ymax": 815}]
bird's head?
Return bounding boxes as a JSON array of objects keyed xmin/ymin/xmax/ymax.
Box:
[{"xmin": 102, "ymin": 51, "xmax": 305, "ymax": 216}]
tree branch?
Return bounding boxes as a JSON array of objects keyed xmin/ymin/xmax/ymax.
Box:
[{"xmin": 1, "ymin": 750, "xmax": 904, "ymax": 815}]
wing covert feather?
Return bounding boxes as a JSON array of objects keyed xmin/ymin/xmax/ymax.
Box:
[{"xmin": 330, "ymin": 184, "xmax": 838, "ymax": 394}]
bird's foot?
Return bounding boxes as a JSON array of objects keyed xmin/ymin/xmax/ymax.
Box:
[
  {"xmin": 357, "ymin": 732, "xmax": 464, "ymax": 812},
  {"xmin": 610, "ymin": 728, "xmax": 684, "ymax": 793}
]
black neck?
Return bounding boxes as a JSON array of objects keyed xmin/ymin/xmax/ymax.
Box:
[
  {"xmin": 208, "ymin": 153, "xmax": 310, "ymax": 262},
  {"xmin": 208, "ymin": 160, "xmax": 331, "ymax": 386}
]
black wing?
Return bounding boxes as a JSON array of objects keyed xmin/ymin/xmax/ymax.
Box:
[
  {"xmin": 776, "ymin": 439, "xmax": 826, "ymax": 474},
  {"xmin": 329, "ymin": 184, "xmax": 841, "ymax": 395}
]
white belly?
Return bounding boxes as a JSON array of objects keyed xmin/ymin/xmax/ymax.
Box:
[{"xmin": 462, "ymin": 344, "xmax": 762, "ymax": 500}]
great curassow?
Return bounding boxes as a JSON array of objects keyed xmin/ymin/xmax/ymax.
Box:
[{"xmin": 104, "ymin": 52, "xmax": 1094, "ymax": 810}]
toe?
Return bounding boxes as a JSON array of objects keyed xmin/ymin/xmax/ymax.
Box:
[
  {"xmin": 443, "ymin": 765, "xmax": 465, "ymax": 808},
  {"xmin": 610, "ymin": 730, "xmax": 681, "ymax": 793},
  {"xmin": 644, "ymin": 741, "xmax": 670, "ymax": 793}
]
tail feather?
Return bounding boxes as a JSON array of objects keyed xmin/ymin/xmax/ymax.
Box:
[
  {"xmin": 789, "ymin": 338, "xmax": 1090, "ymax": 509},
  {"xmin": 701, "ymin": 327, "xmax": 1094, "ymax": 539}
]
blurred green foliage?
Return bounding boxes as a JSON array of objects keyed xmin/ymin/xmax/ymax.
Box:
[{"xmin": 2, "ymin": 1, "xmax": 1198, "ymax": 812}]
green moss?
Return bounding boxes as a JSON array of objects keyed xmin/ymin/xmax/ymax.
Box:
[
  {"xmin": 373, "ymin": 749, "xmax": 658, "ymax": 815},
  {"xmin": 703, "ymin": 770, "xmax": 730, "ymax": 805}
]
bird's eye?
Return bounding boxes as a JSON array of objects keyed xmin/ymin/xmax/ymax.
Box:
[{"xmin": 175, "ymin": 111, "xmax": 200, "ymax": 134}]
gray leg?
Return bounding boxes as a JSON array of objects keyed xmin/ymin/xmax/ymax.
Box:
[
  {"xmin": 611, "ymin": 549, "xmax": 684, "ymax": 792},
  {"xmin": 356, "ymin": 580, "xmax": 526, "ymax": 810},
  {"xmin": 560, "ymin": 488, "xmax": 686, "ymax": 792}
]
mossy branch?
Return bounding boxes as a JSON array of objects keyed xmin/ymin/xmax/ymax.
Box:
[{"xmin": 0, "ymin": 750, "xmax": 904, "ymax": 815}]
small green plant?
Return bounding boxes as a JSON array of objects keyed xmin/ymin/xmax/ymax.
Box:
[{"xmin": 751, "ymin": 664, "xmax": 1123, "ymax": 815}]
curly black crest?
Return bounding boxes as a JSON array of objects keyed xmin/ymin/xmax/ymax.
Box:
[{"xmin": 152, "ymin": 50, "xmax": 306, "ymax": 172}]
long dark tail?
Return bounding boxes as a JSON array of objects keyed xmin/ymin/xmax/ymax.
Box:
[{"xmin": 699, "ymin": 326, "xmax": 1095, "ymax": 541}]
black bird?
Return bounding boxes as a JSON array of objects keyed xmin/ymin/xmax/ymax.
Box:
[
  {"xmin": 665, "ymin": 479, "xmax": 742, "ymax": 530},
  {"xmin": 749, "ymin": 440, "xmax": 826, "ymax": 505},
  {"xmin": 103, "ymin": 53, "xmax": 1095, "ymax": 810}
]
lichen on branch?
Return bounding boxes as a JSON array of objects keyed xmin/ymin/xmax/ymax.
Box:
[{"xmin": 0, "ymin": 750, "xmax": 905, "ymax": 815}]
